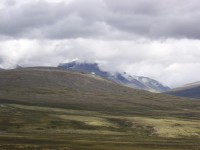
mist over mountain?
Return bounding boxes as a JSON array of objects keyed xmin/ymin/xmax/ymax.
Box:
[{"xmin": 58, "ymin": 61, "xmax": 170, "ymax": 92}]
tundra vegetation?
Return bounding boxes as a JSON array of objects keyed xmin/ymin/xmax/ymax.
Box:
[{"xmin": 0, "ymin": 68, "xmax": 199, "ymax": 150}]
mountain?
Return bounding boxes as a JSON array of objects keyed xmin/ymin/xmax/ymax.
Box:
[
  {"xmin": 166, "ymin": 81, "xmax": 200, "ymax": 99},
  {"xmin": 58, "ymin": 61, "xmax": 170, "ymax": 93},
  {"xmin": 0, "ymin": 67, "xmax": 200, "ymax": 149},
  {"xmin": 0, "ymin": 67, "xmax": 199, "ymax": 118},
  {"xmin": 16, "ymin": 64, "xmax": 23, "ymax": 69}
]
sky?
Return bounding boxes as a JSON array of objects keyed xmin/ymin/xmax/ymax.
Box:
[{"xmin": 0, "ymin": 0, "xmax": 200, "ymax": 87}]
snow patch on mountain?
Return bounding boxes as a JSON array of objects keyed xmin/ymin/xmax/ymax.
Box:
[{"xmin": 58, "ymin": 61, "xmax": 170, "ymax": 93}]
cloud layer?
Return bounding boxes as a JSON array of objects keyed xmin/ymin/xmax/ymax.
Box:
[
  {"xmin": 1, "ymin": 38, "xmax": 200, "ymax": 87},
  {"xmin": 0, "ymin": 0, "xmax": 200, "ymax": 87},
  {"xmin": 1, "ymin": 0, "xmax": 200, "ymax": 39}
]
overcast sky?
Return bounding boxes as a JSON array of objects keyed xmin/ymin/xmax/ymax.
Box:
[{"xmin": 0, "ymin": 0, "xmax": 200, "ymax": 87}]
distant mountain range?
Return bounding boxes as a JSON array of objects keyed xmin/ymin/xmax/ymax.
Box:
[
  {"xmin": 58, "ymin": 61, "xmax": 170, "ymax": 93},
  {"xmin": 166, "ymin": 81, "xmax": 200, "ymax": 99}
]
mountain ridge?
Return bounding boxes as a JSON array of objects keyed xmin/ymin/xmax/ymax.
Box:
[
  {"xmin": 58, "ymin": 61, "xmax": 170, "ymax": 93},
  {"xmin": 0, "ymin": 67, "xmax": 199, "ymax": 114},
  {"xmin": 166, "ymin": 81, "xmax": 200, "ymax": 99}
]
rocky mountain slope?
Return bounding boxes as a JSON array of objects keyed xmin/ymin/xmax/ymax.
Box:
[{"xmin": 58, "ymin": 61, "xmax": 170, "ymax": 93}]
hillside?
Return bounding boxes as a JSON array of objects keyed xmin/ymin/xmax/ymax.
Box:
[
  {"xmin": 166, "ymin": 82, "xmax": 200, "ymax": 99},
  {"xmin": 0, "ymin": 67, "xmax": 200, "ymax": 150},
  {"xmin": 58, "ymin": 61, "xmax": 170, "ymax": 92},
  {"xmin": 0, "ymin": 67, "xmax": 197, "ymax": 115}
]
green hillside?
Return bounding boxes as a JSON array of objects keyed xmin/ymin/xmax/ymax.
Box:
[{"xmin": 0, "ymin": 67, "xmax": 200, "ymax": 150}]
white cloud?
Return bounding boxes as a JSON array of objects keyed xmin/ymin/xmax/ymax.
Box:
[{"xmin": 0, "ymin": 38, "xmax": 200, "ymax": 87}]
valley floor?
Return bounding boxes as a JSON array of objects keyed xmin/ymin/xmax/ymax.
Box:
[{"xmin": 0, "ymin": 102, "xmax": 200, "ymax": 150}]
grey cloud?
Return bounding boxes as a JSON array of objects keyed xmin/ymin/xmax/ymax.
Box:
[
  {"xmin": 105, "ymin": 0, "xmax": 200, "ymax": 39},
  {"xmin": 0, "ymin": 0, "xmax": 108, "ymax": 39},
  {"xmin": 0, "ymin": 57, "xmax": 4, "ymax": 64},
  {"xmin": 0, "ymin": 0, "xmax": 200, "ymax": 39},
  {"xmin": 105, "ymin": 0, "xmax": 162, "ymax": 15},
  {"xmin": 154, "ymin": 17, "xmax": 200, "ymax": 39},
  {"xmin": 0, "ymin": 1, "xmax": 69, "ymax": 37},
  {"xmin": 1, "ymin": 0, "xmax": 16, "ymax": 6}
]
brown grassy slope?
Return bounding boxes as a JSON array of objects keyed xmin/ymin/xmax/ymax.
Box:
[
  {"xmin": 0, "ymin": 67, "xmax": 199, "ymax": 118},
  {"xmin": 0, "ymin": 67, "xmax": 200, "ymax": 150}
]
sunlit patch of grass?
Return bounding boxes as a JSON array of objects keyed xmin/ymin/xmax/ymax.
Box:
[
  {"xmin": 131, "ymin": 117, "xmax": 200, "ymax": 138},
  {"xmin": 52, "ymin": 114, "xmax": 116, "ymax": 127},
  {"xmin": 0, "ymin": 103, "xmax": 200, "ymax": 150}
]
